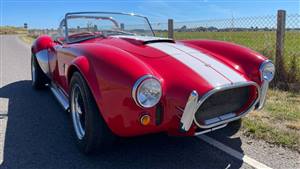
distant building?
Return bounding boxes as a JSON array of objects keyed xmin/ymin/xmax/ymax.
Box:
[{"xmin": 24, "ymin": 23, "xmax": 28, "ymax": 29}]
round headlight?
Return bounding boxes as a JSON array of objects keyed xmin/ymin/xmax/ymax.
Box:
[
  {"xmin": 133, "ymin": 75, "xmax": 162, "ymax": 108},
  {"xmin": 260, "ymin": 60, "xmax": 275, "ymax": 82}
]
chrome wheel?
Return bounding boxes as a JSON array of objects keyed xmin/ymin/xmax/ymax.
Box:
[
  {"xmin": 31, "ymin": 58, "xmax": 36, "ymax": 83},
  {"xmin": 71, "ymin": 84, "xmax": 86, "ymax": 140}
]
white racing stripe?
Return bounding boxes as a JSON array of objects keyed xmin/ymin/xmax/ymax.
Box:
[
  {"xmin": 148, "ymin": 42, "xmax": 246, "ymax": 87},
  {"xmin": 148, "ymin": 43, "xmax": 230, "ymax": 87},
  {"xmin": 198, "ymin": 135, "xmax": 273, "ymax": 169},
  {"xmin": 170, "ymin": 44, "xmax": 247, "ymax": 83}
]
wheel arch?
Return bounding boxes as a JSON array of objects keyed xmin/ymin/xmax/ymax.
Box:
[{"xmin": 67, "ymin": 56, "xmax": 104, "ymax": 116}]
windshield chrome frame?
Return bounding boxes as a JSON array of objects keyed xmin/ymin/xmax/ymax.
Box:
[{"xmin": 60, "ymin": 12, "xmax": 155, "ymax": 43}]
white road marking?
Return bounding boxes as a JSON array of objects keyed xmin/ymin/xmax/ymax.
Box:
[
  {"xmin": 197, "ymin": 135, "xmax": 273, "ymax": 169},
  {"xmin": 0, "ymin": 98, "xmax": 9, "ymax": 115},
  {"xmin": 0, "ymin": 98, "xmax": 9, "ymax": 165}
]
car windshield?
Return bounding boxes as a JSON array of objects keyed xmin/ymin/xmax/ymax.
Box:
[{"xmin": 62, "ymin": 12, "xmax": 154, "ymax": 43}]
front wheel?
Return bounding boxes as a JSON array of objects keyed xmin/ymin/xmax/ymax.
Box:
[
  {"xmin": 69, "ymin": 72, "xmax": 115, "ymax": 154},
  {"xmin": 225, "ymin": 119, "xmax": 242, "ymax": 136},
  {"xmin": 31, "ymin": 55, "xmax": 48, "ymax": 89}
]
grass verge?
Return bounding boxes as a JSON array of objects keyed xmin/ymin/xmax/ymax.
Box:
[
  {"xmin": 0, "ymin": 26, "xmax": 27, "ymax": 35},
  {"xmin": 19, "ymin": 34, "xmax": 35, "ymax": 44},
  {"xmin": 242, "ymin": 89, "xmax": 300, "ymax": 151}
]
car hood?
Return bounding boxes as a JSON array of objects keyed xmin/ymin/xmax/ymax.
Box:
[
  {"xmin": 99, "ymin": 36, "xmax": 247, "ymax": 86},
  {"xmin": 83, "ymin": 35, "xmax": 249, "ymax": 91}
]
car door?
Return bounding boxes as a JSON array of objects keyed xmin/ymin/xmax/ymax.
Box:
[
  {"xmin": 48, "ymin": 30, "xmax": 76, "ymax": 94},
  {"xmin": 48, "ymin": 42, "xmax": 61, "ymax": 85},
  {"xmin": 54, "ymin": 44, "xmax": 75, "ymax": 93}
]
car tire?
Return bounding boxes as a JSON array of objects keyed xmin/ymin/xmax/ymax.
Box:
[
  {"xmin": 227, "ymin": 119, "xmax": 242, "ymax": 135},
  {"xmin": 69, "ymin": 72, "xmax": 115, "ymax": 154},
  {"xmin": 31, "ymin": 55, "xmax": 48, "ymax": 89}
]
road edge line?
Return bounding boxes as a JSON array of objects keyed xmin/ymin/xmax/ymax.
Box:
[
  {"xmin": 0, "ymin": 98, "xmax": 9, "ymax": 165},
  {"xmin": 197, "ymin": 135, "xmax": 273, "ymax": 169}
]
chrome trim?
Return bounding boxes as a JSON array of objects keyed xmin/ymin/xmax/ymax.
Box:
[
  {"xmin": 203, "ymin": 113, "xmax": 236, "ymax": 125},
  {"xmin": 180, "ymin": 90, "xmax": 199, "ymax": 131},
  {"xmin": 180, "ymin": 81, "xmax": 260, "ymax": 131},
  {"xmin": 35, "ymin": 49, "xmax": 50, "ymax": 77},
  {"xmin": 194, "ymin": 124, "xmax": 227, "ymax": 136},
  {"xmin": 257, "ymin": 60, "xmax": 274, "ymax": 110},
  {"xmin": 131, "ymin": 75, "xmax": 162, "ymax": 108},
  {"xmin": 63, "ymin": 12, "xmax": 155, "ymax": 43},
  {"xmin": 71, "ymin": 84, "xmax": 85, "ymax": 140},
  {"xmin": 50, "ymin": 83, "xmax": 69, "ymax": 111},
  {"xmin": 257, "ymin": 81, "xmax": 269, "ymax": 110},
  {"xmin": 259, "ymin": 59, "xmax": 275, "ymax": 82}
]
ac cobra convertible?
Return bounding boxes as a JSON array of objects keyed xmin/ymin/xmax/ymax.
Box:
[{"xmin": 31, "ymin": 12, "xmax": 275, "ymax": 154}]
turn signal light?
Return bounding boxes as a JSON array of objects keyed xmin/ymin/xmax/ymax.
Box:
[{"xmin": 140, "ymin": 114, "xmax": 151, "ymax": 126}]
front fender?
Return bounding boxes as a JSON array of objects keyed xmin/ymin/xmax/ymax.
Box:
[
  {"xmin": 67, "ymin": 44, "xmax": 161, "ymax": 136},
  {"xmin": 31, "ymin": 35, "xmax": 54, "ymax": 78}
]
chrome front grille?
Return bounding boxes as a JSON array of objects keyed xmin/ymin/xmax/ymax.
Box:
[
  {"xmin": 194, "ymin": 86, "xmax": 251, "ymax": 125},
  {"xmin": 179, "ymin": 82, "xmax": 260, "ymax": 131}
]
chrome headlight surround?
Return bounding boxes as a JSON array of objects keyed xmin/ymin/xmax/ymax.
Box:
[
  {"xmin": 260, "ymin": 60, "xmax": 275, "ymax": 82},
  {"xmin": 132, "ymin": 75, "xmax": 162, "ymax": 108}
]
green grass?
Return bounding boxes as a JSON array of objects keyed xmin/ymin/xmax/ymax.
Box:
[
  {"xmin": 242, "ymin": 118, "xmax": 300, "ymax": 151},
  {"xmin": 242, "ymin": 89, "xmax": 300, "ymax": 151},
  {"xmin": 19, "ymin": 34, "xmax": 35, "ymax": 44},
  {"xmin": 0, "ymin": 26, "xmax": 28, "ymax": 35},
  {"xmin": 265, "ymin": 90, "xmax": 300, "ymax": 121}
]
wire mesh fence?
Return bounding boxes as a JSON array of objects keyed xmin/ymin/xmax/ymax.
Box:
[{"xmin": 152, "ymin": 12, "xmax": 300, "ymax": 88}]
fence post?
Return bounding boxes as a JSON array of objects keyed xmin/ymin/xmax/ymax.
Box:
[
  {"xmin": 275, "ymin": 10, "xmax": 286, "ymax": 83},
  {"xmin": 168, "ymin": 19, "xmax": 174, "ymax": 39}
]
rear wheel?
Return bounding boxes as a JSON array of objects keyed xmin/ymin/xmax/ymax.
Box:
[
  {"xmin": 70, "ymin": 72, "xmax": 115, "ymax": 154},
  {"xmin": 31, "ymin": 55, "xmax": 48, "ymax": 89}
]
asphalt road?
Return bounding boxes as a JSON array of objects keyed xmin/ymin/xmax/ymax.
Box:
[{"xmin": 0, "ymin": 35, "xmax": 299, "ymax": 169}]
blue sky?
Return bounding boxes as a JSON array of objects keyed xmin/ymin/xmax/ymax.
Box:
[{"xmin": 1, "ymin": 0, "xmax": 299, "ymax": 28}]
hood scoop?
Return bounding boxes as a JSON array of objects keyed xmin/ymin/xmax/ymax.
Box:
[
  {"xmin": 143, "ymin": 39, "xmax": 175, "ymax": 44},
  {"xmin": 112, "ymin": 35, "xmax": 175, "ymax": 45}
]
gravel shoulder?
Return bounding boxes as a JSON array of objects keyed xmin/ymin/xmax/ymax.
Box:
[{"xmin": 208, "ymin": 126, "xmax": 300, "ymax": 169}]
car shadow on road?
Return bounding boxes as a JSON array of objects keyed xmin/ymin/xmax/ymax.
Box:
[{"xmin": 0, "ymin": 80, "xmax": 244, "ymax": 169}]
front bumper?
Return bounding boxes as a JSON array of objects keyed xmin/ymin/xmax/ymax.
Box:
[{"xmin": 179, "ymin": 81, "xmax": 261, "ymax": 132}]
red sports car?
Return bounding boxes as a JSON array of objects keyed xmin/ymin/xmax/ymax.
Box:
[{"xmin": 31, "ymin": 12, "xmax": 275, "ymax": 154}]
